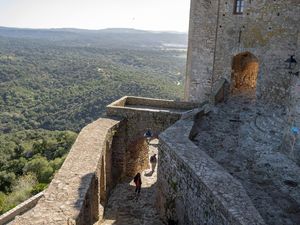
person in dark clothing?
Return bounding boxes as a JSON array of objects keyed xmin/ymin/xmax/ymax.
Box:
[
  {"xmin": 150, "ymin": 154, "xmax": 157, "ymax": 172},
  {"xmin": 144, "ymin": 129, "xmax": 153, "ymax": 144},
  {"xmin": 133, "ymin": 173, "xmax": 142, "ymax": 194}
]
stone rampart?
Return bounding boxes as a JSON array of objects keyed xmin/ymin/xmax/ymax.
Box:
[
  {"xmin": 9, "ymin": 118, "xmax": 121, "ymax": 225},
  {"xmin": 157, "ymin": 109, "xmax": 266, "ymax": 225},
  {"xmin": 5, "ymin": 96, "xmax": 270, "ymax": 225},
  {"xmin": 7, "ymin": 97, "xmax": 198, "ymax": 224}
]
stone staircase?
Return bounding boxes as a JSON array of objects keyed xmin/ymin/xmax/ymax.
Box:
[{"xmin": 193, "ymin": 91, "xmax": 300, "ymax": 225}]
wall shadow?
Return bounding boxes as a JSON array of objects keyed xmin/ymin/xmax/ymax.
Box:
[{"xmin": 75, "ymin": 172, "xmax": 99, "ymax": 225}]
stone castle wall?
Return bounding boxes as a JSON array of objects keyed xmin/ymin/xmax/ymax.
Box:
[
  {"xmin": 6, "ymin": 97, "xmax": 195, "ymax": 224},
  {"xmin": 185, "ymin": 0, "xmax": 219, "ymax": 103},
  {"xmin": 185, "ymin": 0, "xmax": 300, "ymax": 104},
  {"xmin": 9, "ymin": 118, "xmax": 121, "ymax": 225},
  {"xmin": 157, "ymin": 110, "xmax": 266, "ymax": 225}
]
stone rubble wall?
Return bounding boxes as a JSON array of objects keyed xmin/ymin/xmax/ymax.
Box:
[
  {"xmin": 157, "ymin": 111, "xmax": 266, "ymax": 225},
  {"xmin": 8, "ymin": 118, "xmax": 121, "ymax": 225}
]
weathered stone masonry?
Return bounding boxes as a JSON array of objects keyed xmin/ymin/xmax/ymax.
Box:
[
  {"xmin": 9, "ymin": 118, "xmax": 121, "ymax": 225},
  {"xmin": 5, "ymin": 90, "xmax": 282, "ymax": 225},
  {"xmin": 185, "ymin": 0, "xmax": 300, "ymax": 104},
  {"xmin": 157, "ymin": 108, "xmax": 265, "ymax": 225},
  {"xmin": 7, "ymin": 97, "xmax": 197, "ymax": 224}
]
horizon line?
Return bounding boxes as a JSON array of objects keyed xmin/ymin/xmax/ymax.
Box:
[{"xmin": 0, "ymin": 25, "xmax": 188, "ymax": 34}]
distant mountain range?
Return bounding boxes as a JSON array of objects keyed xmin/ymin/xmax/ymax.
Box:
[{"xmin": 0, "ymin": 27, "xmax": 188, "ymax": 49}]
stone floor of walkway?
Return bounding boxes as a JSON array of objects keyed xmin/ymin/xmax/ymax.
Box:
[{"xmin": 98, "ymin": 140, "xmax": 164, "ymax": 225}]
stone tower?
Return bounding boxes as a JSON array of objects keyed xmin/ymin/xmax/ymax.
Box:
[{"xmin": 185, "ymin": 0, "xmax": 300, "ymax": 104}]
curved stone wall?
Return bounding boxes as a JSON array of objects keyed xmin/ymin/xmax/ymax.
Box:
[
  {"xmin": 157, "ymin": 109, "xmax": 266, "ymax": 225},
  {"xmin": 9, "ymin": 118, "xmax": 121, "ymax": 225}
]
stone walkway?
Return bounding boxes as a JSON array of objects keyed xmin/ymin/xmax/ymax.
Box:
[
  {"xmin": 193, "ymin": 91, "xmax": 300, "ymax": 225},
  {"xmin": 98, "ymin": 140, "xmax": 164, "ymax": 225}
]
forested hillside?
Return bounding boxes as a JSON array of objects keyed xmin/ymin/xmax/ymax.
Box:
[{"xmin": 0, "ymin": 27, "xmax": 187, "ymax": 213}]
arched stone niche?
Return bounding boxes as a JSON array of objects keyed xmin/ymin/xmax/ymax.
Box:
[{"xmin": 230, "ymin": 51, "xmax": 259, "ymax": 94}]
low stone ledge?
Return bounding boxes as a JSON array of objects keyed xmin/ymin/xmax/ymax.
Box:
[
  {"xmin": 107, "ymin": 96, "xmax": 200, "ymax": 117},
  {"xmin": 0, "ymin": 191, "xmax": 44, "ymax": 225},
  {"xmin": 158, "ymin": 113, "xmax": 266, "ymax": 225},
  {"xmin": 9, "ymin": 118, "xmax": 121, "ymax": 225},
  {"xmin": 107, "ymin": 96, "xmax": 127, "ymax": 107},
  {"xmin": 124, "ymin": 96, "xmax": 199, "ymax": 109}
]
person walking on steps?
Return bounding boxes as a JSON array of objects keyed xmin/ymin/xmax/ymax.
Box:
[
  {"xmin": 134, "ymin": 173, "xmax": 142, "ymax": 196},
  {"xmin": 150, "ymin": 154, "xmax": 157, "ymax": 173}
]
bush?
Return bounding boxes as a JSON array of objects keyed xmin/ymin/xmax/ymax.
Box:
[{"xmin": 31, "ymin": 183, "xmax": 48, "ymax": 195}]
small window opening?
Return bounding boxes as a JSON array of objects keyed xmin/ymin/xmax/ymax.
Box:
[{"xmin": 234, "ymin": 0, "xmax": 244, "ymax": 14}]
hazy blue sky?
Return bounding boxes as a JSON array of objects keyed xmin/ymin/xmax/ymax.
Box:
[{"xmin": 0, "ymin": 0, "xmax": 191, "ymax": 32}]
